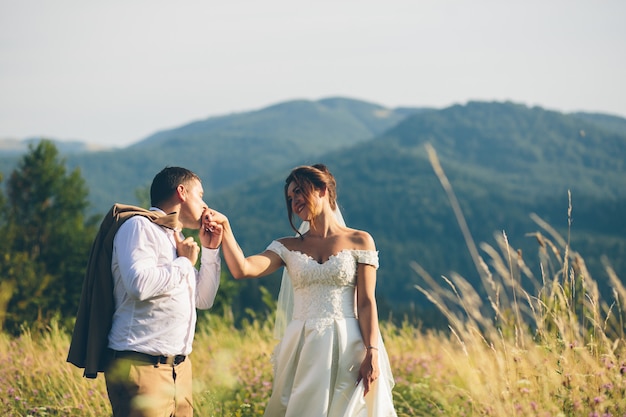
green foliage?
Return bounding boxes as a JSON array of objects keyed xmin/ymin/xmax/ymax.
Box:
[
  {"xmin": 573, "ymin": 111, "xmax": 626, "ymax": 136},
  {"xmin": 0, "ymin": 140, "xmax": 97, "ymax": 333}
]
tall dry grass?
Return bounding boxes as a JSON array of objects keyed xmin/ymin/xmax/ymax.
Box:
[
  {"xmin": 0, "ymin": 242, "xmax": 624, "ymax": 416},
  {"xmin": 404, "ymin": 144, "xmax": 626, "ymax": 415}
]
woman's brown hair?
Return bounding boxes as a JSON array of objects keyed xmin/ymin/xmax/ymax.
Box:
[{"xmin": 284, "ymin": 164, "xmax": 337, "ymax": 234}]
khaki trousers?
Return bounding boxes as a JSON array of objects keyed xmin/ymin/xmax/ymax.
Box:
[{"xmin": 105, "ymin": 356, "xmax": 193, "ymax": 417}]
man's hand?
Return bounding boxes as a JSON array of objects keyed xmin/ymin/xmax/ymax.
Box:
[
  {"xmin": 199, "ymin": 207, "xmax": 224, "ymax": 249},
  {"xmin": 174, "ymin": 231, "xmax": 200, "ymax": 265}
]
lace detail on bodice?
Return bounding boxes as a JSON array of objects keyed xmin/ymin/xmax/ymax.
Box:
[{"xmin": 267, "ymin": 241, "xmax": 378, "ymax": 329}]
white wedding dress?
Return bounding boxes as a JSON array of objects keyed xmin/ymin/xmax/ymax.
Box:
[{"xmin": 264, "ymin": 241, "xmax": 397, "ymax": 417}]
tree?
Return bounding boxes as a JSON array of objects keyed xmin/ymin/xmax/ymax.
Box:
[
  {"xmin": 0, "ymin": 140, "xmax": 97, "ymax": 333},
  {"xmin": 0, "ymin": 173, "xmax": 23, "ymax": 330}
]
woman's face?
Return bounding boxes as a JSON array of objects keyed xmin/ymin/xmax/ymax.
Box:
[{"xmin": 287, "ymin": 181, "xmax": 315, "ymax": 221}]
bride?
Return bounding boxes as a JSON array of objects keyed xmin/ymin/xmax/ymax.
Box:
[{"xmin": 206, "ymin": 164, "xmax": 397, "ymax": 417}]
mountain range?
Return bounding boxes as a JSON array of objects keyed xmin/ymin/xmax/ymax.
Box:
[{"xmin": 1, "ymin": 97, "xmax": 624, "ymax": 324}]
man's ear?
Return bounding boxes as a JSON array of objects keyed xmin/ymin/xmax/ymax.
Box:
[
  {"xmin": 318, "ymin": 186, "xmax": 327, "ymax": 197},
  {"xmin": 176, "ymin": 184, "xmax": 186, "ymax": 201}
]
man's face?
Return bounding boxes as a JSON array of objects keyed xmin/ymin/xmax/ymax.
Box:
[{"xmin": 179, "ymin": 178, "xmax": 207, "ymax": 229}]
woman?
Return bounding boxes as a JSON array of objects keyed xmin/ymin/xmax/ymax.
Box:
[{"xmin": 207, "ymin": 164, "xmax": 396, "ymax": 417}]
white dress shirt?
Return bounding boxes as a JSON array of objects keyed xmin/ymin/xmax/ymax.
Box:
[{"xmin": 108, "ymin": 209, "xmax": 220, "ymax": 356}]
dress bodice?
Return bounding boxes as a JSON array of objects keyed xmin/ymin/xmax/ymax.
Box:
[{"xmin": 267, "ymin": 241, "xmax": 379, "ymax": 322}]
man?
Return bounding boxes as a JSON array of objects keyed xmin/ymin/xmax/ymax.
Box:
[{"xmin": 94, "ymin": 167, "xmax": 221, "ymax": 417}]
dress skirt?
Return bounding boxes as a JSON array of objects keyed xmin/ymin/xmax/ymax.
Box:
[{"xmin": 263, "ymin": 316, "xmax": 396, "ymax": 417}]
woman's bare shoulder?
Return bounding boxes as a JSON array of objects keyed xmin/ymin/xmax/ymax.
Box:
[
  {"xmin": 345, "ymin": 228, "xmax": 376, "ymax": 251},
  {"xmin": 276, "ymin": 236, "xmax": 302, "ymax": 250}
]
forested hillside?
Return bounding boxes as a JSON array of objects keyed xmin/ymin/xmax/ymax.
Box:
[
  {"xmin": 0, "ymin": 98, "xmax": 422, "ymax": 214},
  {"xmin": 209, "ymin": 101, "xmax": 626, "ymax": 323},
  {"xmin": 0, "ymin": 98, "xmax": 624, "ymax": 327},
  {"xmin": 72, "ymin": 98, "xmax": 424, "ymax": 212}
]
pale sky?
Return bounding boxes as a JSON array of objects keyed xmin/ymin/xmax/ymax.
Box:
[{"xmin": 1, "ymin": 0, "xmax": 625, "ymax": 146}]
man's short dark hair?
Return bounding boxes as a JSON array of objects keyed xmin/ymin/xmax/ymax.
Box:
[{"xmin": 150, "ymin": 167, "xmax": 200, "ymax": 207}]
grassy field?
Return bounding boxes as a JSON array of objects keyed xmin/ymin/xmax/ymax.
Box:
[
  {"xmin": 2, "ymin": 151, "xmax": 625, "ymax": 416},
  {"xmin": 1, "ymin": 220, "xmax": 625, "ymax": 417}
]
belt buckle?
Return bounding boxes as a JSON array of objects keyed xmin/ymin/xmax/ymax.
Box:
[
  {"xmin": 157, "ymin": 355, "xmax": 174, "ymax": 365},
  {"xmin": 159, "ymin": 355, "xmax": 184, "ymax": 365}
]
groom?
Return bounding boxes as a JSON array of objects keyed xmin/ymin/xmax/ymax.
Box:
[{"xmin": 68, "ymin": 167, "xmax": 223, "ymax": 417}]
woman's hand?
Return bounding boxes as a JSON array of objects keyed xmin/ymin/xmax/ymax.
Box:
[
  {"xmin": 356, "ymin": 348, "xmax": 380, "ymax": 396},
  {"xmin": 199, "ymin": 208, "xmax": 225, "ymax": 249}
]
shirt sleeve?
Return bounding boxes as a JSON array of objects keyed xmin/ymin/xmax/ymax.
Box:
[
  {"xmin": 113, "ymin": 216, "xmax": 193, "ymax": 301},
  {"xmin": 196, "ymin": 248, "xmax": 221, "ymax": 309}
]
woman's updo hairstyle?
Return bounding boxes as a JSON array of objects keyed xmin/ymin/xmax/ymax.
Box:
[{"xmin": 284, "ymin": 163, "xmax": 337, "ymax": 234}]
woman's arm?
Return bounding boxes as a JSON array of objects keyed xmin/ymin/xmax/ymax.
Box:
[
  {"xmin": 356, "ymin": 262, "xmax": 381, "ymax": 395},
  {"xmin": 353, "ymin": 229, "xmax": 381, "ymax": 396},
  {"xmin": 205, "ymin": 210, "xmax": 283, "ymax": 279}
]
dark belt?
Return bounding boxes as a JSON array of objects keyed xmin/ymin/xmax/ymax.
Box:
[{"xmin": 113, "ymin": 350, "xmax": 186, "ymax": 366}]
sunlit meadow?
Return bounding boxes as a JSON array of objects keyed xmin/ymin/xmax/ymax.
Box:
[
  {"xmin": 1, "ymin": 224, "xmax": 625, "ymax": 416},
  {"xmin": 1, "ymin": 149, "xmax": 625, "ymax": 416}
]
